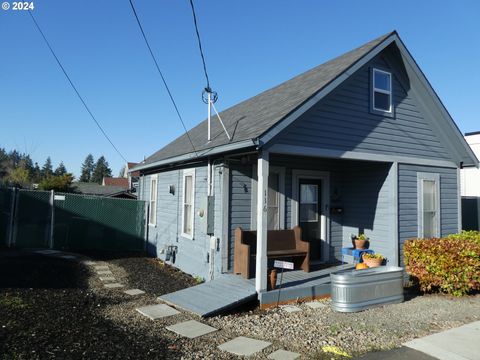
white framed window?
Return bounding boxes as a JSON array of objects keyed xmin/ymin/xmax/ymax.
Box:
[
  {"xmin": 372, "ymin": 68, "xmax": 392, "ymax": 113},
  {"xmin": 299, "ymin": 183, "xmax": 319, "ymax": 222},
  {"xmin": 181, "ymin": 168, "xmax": 195, "ymax": 239},
  {"xmin": 417, "ymin": 173, "xmax": 440, "ymax": 238},
  {"xmin": 149, "ymin": 175, "xmax": 158, "ymax": 226}
]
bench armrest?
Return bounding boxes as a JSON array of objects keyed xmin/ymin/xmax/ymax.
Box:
[{"xmin": 233, "ymin": 227, "xmax": 251, "ymax": 278}]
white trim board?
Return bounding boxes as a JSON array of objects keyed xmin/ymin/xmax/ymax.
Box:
[
  {"xmin": 291, "ymin": 170, "xmax": 330, "ymax": 263},
  {"xmin": 181, "ymin": 168, "xmax": 196, "ymax": 240},
  {"xmin": 251, "ymin": 165, "xmax": 286, "ymax": 230},
  {"xmin": 267, "ymin": 144, "xmax": 458, "ymax": 169}
]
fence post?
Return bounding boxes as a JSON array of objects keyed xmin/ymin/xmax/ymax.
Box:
[
  {"xmin": 144, "ymin": 201, "xmax": 149, "ymax": 252},
  {"xmin": 10, "ymin": 188, "xmax": 20, "ymax": 246},
  {"xmin": 7, "ymin": 187, "xmax": 17, "ymax": 247},
  {"xmin": 49, "ymin": 190, "xmax": 55, "ymax": 249}
]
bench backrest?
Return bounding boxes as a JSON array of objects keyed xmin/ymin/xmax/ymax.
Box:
[{"xmin": 239, "ymin": 228, "xmax": 299, "ymax": 254}]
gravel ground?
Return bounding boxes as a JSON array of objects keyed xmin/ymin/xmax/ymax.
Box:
[{"xmin": 1, "ymin": 250, "xmax": 479, "ymax": 360}]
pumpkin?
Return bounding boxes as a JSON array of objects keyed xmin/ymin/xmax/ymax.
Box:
[{"xmin": 355, "ymin": 262, "xmax": 369, "ymax": 270}]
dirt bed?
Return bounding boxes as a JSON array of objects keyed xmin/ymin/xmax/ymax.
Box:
[{"xmin": 1, "ymin": 250, "xmax": 479, "ymax": 359}]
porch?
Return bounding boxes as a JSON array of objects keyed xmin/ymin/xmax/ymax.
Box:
[
  {"xmin": 159, "ymin": 263, "xmax": 352, "ymax": 316},
  {"xmin": 228, "ymin": 151, "xmax": 398, "ymax": 293}
]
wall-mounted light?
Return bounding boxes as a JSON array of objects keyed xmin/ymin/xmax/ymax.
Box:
[{"xmin": 168, "ymin": 185, "xmax": 175, "ymax": 195}]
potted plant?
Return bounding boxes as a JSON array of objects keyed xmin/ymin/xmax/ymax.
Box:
[
  {"xmin": 362, "ymin": 253, "xmax": 385, "ymax": 267},
  {"xmin": 351, "ymin": 233, "xmax": 369, "ymax": 250}
]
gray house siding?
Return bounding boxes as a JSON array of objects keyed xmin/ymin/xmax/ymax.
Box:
[
  {"xmin": 341, "ymin": 162, "xmax": 396, "ymax": 264},
  {"xmin": 398, "ymin": 164, "xmax": 459, "ymax": 262},
  {"xmin": 138, "ymin": 165, "xmax": 225, "ymax": 280},
  {"xmin": 275, "ymin": 52, "xmax": 451, "ymax": 162},
  {"xmin": 228, "ymin": 164, "xmax": 253, "ymax": 269}
]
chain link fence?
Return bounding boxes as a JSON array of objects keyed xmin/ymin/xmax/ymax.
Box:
[{"xmin": 1, "ymin": 188, "xmax": 147, "ymax": 252}]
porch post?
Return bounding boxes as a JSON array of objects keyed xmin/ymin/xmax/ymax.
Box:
[{"xmin": 255, "ymin": 151, "xmax": 269, "ymax": 292}]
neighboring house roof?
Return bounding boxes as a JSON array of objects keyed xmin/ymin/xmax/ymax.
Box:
[
  {"xmin": 127, "ymin": 162, "xmax": 140, "ymax": 177},
  {"xmin": 134, "ymin": 31, "xmax": 478, "ymax": 171},
  {"xmin": 103, "ymin": 177, "xmax": 129, "ymax": 188},
  {"xmin": 72, "ymin": 182, "xmax": 135, "ymax": 198}
]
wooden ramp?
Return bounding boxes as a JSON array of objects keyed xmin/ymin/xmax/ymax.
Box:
[{"xmin": 159, "ymin": 274, "xmax": 257, "ymax": 317}]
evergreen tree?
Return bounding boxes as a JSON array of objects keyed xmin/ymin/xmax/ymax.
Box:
[
  {"xmin": 32, "ymin": 162, "xmax": 42, "ymax": 183},
  {"xmin": 42, "ymin": 157, "xmax": 53, "ymax": 178},
  {"xmin": 0, "ymin": 148, "xmax": 8, "ymax": 181},
  {"xmin": 91, "ymin": 156, "xmax": 112, "ymax": 184},
  {"xmin": 79, "ymin": 154, "xmax": 94, "ymax": 182},
  {"xmin": 54, "ymin": 161, "xmax": 67, "ymax": 176},
  {"xmin": 21, "ymin": 155, "xmax": 34, "ymax": 178}
]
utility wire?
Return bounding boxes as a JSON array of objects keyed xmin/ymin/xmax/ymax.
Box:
[
  {"xmin": 27, "ymin": 11, "xmax": 128, "ymax": 163},
  {"xmin": 188, "ymin": 0, "xmax": 211, "ymax": 91},
  {"xmin": 128, "ymin": 0, "xmax": 198, "ymax": 156}
]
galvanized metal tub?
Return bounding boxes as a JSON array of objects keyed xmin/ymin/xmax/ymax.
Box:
[{"xmin": 330, "ymin": 266, "xmax": 404, "ymax": 312}]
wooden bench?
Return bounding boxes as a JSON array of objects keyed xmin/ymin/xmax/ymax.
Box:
[{"xmin": 233, "ymin": 226, "xmax": 310, "ymax": 279}]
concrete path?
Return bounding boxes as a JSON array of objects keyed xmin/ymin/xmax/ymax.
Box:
[
  {"xmin": 355, "ymin": 347, "xmax": 437, "ymax": 360},
  {"xmin": 355, "ymin": 321, "xmax": 480, "ymax": 360},
  {"xmin": 404, "ymin": 321, "xmax": 480, "ymax": 360}
]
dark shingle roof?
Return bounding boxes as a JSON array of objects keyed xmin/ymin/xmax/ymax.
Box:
[
  {"xmin": 140, "ymin": 32, "xmax": 394, "ymax": 168},
  {"xmin": 72, "ymin": 182, "xmax": 130, "ymax": 197}
]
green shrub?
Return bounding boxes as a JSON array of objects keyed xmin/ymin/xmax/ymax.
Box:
[{"xmin": 404, "ymin": 231, "xmax": 480, "ymax": 296}]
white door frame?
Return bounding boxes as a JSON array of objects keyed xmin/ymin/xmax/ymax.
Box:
[{"xmin": 292, "ymin": 170, "xmax": 330, "ymax": 263}]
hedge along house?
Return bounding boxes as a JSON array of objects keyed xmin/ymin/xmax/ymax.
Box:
[{"xmin": 132, "ymin": 31, "xmax": 478, "ymax": 295}]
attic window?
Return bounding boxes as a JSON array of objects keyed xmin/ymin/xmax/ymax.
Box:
[{"xmin": 372, "ymin": 68, "xmax": 392, "ymax": 113}]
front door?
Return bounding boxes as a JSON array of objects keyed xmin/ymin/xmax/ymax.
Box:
[{"xmin": 299, "ymin": 179, "xmax": 322, "ymax": 261}]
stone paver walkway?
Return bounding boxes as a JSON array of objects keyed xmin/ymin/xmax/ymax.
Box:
[
  {"xmin": 104, "ymin": 283, "xmax": 124, "ymax": 289},
  {"xmin": 136, "ymin": 304, "xmax": 180, "ymax": 320},
  {"xmin": 267, "ymin": 349, "xmax": 301, "ymax": 360},
  {"xmin": 41, "ymin": 251, "xmax": 314, "ymax": 358},
  {"xmin": 218, "ymin": 336, "xmax": 272, "ymax": 356},
  {"xmin": 281, "ymin": 305, "xmax": 302, "ymax": 313},
  {"xmin": 166, "ymin": 320, "xmax": 218, "ymax": 339},
  {"xmin": 124, "ymin": 289, "xmax": 145, "ymax": 296}
]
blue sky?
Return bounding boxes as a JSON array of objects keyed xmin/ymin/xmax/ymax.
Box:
[{"xmin": 1, "ymin": 0, "xmax": 479, "ymax": 177}]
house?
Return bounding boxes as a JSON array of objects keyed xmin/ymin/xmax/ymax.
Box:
[
  {"xmin": 72, "ymin": 182, "xmax": 136, "ymax": 199},
  {"xmin": 100, "ymin": 162, "xmax": 140, "ymax": 197},
  {"xmin": 132, "ymin": 31, "xmax": 478, "ymax": 295},
  {"xmin": 460, "ymin": 131, "xmax": 480, "ymax": 230},
  {"xmin": 461, "ymin": 132, "xmax": 480, "ymax": 196},
  {"xmin": 102, "ymin": 177, "xmax": 129, "ymax": 188}
]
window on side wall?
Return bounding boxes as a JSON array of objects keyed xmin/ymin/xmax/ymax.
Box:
[
  {"xmin": 149, "ymin": 176, "xmax": 157, "ymax": 226},
  {"xmin": 182, "ymin": 169, "xmax": 195, "ymax": 239},
  {"xmin": 372, "ymin": 68, "xmax": 392, "ymax": 113},
  {"xmin": 417, "ymin": 173, "xmax": 440, "ymax": 238}
]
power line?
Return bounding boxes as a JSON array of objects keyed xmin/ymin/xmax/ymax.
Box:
[
  {"xmin": 128, "ymin": 0, "xmax": 198, "ymax": 156},
  {"xmin": 27, "ymin": 11, "xmax": 128, "ymax": 163},
  {"xmin": 188, "ymin": 0, "xmax": 211, "ymax": 91}
]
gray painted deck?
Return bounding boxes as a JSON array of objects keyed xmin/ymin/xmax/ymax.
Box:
[
  {"xmin": 257, "ymin": 264, "xmax": 354, "ymax": 305},
  {"xmin": 159, "ymin": 274, "xmax": 256, "ymax": 317},
  {"xmin": 160, "ymin": 264, "xmax": 353, "ymax": 316}
]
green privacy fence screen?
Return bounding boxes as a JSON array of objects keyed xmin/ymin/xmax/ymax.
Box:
[
  {"xmin": 2, "ymin": 188, "xmax": 146, "ymax": 252},
  {"xmin": 54, "ymin": 192, "xmax": 146, "ymax": 251},
  {"xmin": 0, "ymin": 188, "xmax": 13, "ymax": 246},
  {"xmin": 15, "ymin": 190, "xmax": 51, "ymax": 248}
]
